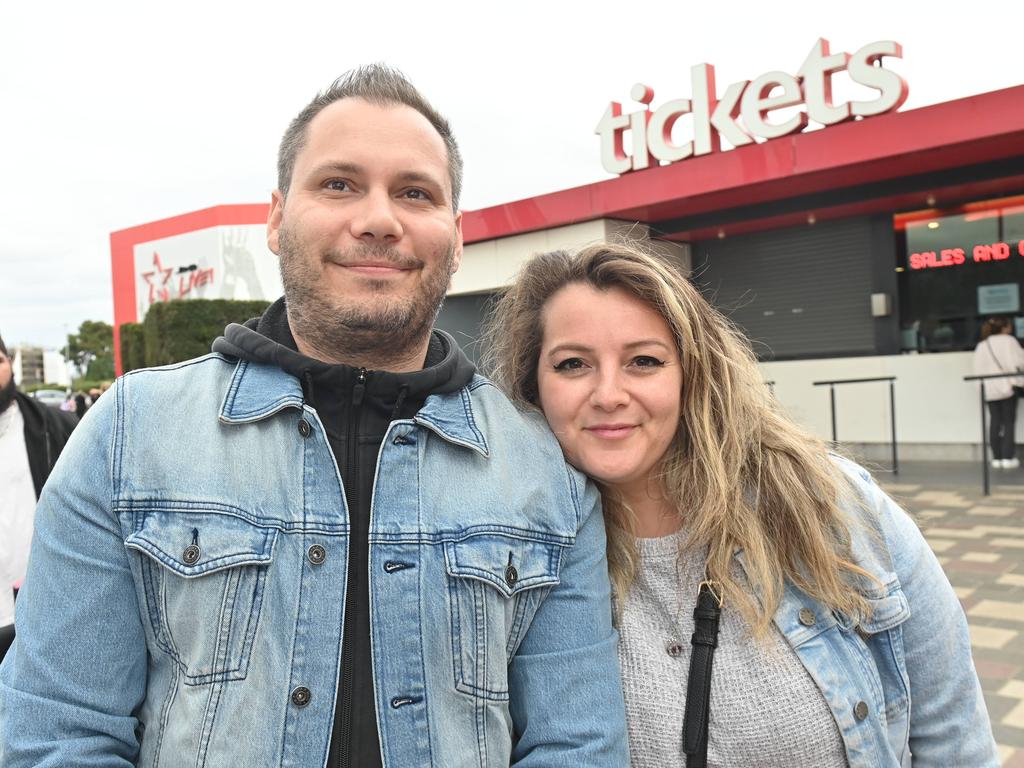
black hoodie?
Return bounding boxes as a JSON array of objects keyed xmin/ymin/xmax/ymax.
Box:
[{"xmin": 213, "ymin": 298, "xmax": 475, "ymax": 768}]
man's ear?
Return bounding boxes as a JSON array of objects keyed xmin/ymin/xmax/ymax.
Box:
[
  {"xmin": 451, "ymin": 210, "xmax": 463, "ymax": 274},
  {"xmin": 267, "ymin": 190, "xmax": 285, "ymax": 255}
]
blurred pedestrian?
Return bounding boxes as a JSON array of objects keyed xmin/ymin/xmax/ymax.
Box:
[
  {"xmin": 972, "ymin": 317, "xmax": 1024, "ymax": 469},
  {"xmin": 0, "ymin": 334, "xmax": 77, "ymax": 661}
]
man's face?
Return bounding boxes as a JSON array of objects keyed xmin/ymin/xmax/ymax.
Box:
[
  {"xmin": 267, "ymin": 98, "xmax": 463, "ymax": 361},
  {"xmin": 0, "ymin": 351, "xmax": 16, "ymax": 414}
]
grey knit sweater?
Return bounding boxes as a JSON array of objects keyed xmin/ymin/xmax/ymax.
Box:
[{"xmin": 618, "ymin": 530, "xmax": 849, "ymax": 767}]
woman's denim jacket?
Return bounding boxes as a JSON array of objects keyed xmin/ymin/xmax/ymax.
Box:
[
  {"xmin": 744, "ymin": 457, "xmax": 998, "ymax": 767},
  {"xmin": 0, "ymin": 354, "xmax": 629, "ymax": 767}
]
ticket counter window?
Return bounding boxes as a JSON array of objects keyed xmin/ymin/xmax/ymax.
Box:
[{"xmin": 897, "ymin": 195, "xmax": 1024, "ymax": 352}]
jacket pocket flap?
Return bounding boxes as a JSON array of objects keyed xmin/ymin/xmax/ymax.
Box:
[
  {"xmin": 125, "ymin": 510, "xmax": 278, "ymax": 577},
  {"xmin": 859, "ymin": 589, "xmax": 911, "ymax": 633},
  {"xmin": 444, "ymin": 534, "xmax": 563, "ymax": 598}
]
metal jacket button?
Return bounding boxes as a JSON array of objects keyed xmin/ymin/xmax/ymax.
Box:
[
  {"xmin": 504, "ymin": 565, "xmax": 518, "ymax": 586},
  {"xmin": 297, "ymin": 419, "xmax": 312, "ymax": 437},
  {"xmin": 666, "ymin": 642, "xmax": 685, "ymax": 658},
  {"xmin": 798, "ymin": 608, "xmax": 816, "ymax": 626},
  {"xmin": 291, "ymin": 687, "xmax": 311, "ymax": 707},
  {"xmin": 182, "ymin": 545, "xmax": 201, "ymax": 565},
  {"xmin": 307, "ymin": 544, "xmax": 326, "ymax": 565},
  {"xmin": 854, "ymin": 701, "xmax": 869, "ymax": 721}
]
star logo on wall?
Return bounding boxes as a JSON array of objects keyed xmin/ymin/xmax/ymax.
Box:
[{"xmin": 141, "ymin": 252, "xmax": 173, "ymax": 304}]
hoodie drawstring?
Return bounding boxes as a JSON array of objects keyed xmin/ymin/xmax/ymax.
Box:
[
  {"xmin": 390, "ymin": 385, "xmax": 409, "ymax": 422},
  {"xmin": 302, "ymin": 370, "xmax": 315, "ymax": 407}
]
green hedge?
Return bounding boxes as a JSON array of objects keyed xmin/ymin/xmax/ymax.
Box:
[
  {"xmin": 130, "ymin": 299, "xmax": 271, "ymax": 370},
  {"xmin": 119, "ymin": 323, "xmax": 146, "ymax": 373}
]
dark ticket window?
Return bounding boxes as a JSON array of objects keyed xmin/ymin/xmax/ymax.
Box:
[{"xmin": 897, "ymin": 195, "xmax": 1024, "ymax": 351}]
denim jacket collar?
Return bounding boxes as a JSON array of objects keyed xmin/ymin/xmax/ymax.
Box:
[{"xmin": 218, "ymin": 358, "xmax": 489, "ymax": 457}]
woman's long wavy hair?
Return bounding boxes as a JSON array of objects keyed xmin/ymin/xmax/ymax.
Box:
[{"xmin": 481, "ymin": 241, "xmax": 870, "ymax": 633}]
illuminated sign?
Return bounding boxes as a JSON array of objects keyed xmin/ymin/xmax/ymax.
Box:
[
  {"xmin": 909, "ymin": 241, "xmax": 1024, "ymax": 270},
  {"xmin": 596, "ymin": 38, "xmax": 908, "ymax": 175}
]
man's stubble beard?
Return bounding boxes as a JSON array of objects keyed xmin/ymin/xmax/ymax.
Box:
[{"xmin": 278, "ymin": 227, "xmax": 457, "ymax": 363}]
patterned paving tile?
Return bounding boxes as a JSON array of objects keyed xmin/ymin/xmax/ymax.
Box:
[
  {"xmin": 963, "ymin": 552, "xmax": 1003, "ymax": 563},
  {"xmin": 971, "ymin": 601, "xmax": 1024, "ymax": 622},
  {"xmin": 970, "ymin": 625, "xmax": 1019, "ymax": 649},
  {"xmin": 880, "ymin": 463, "xmax": 1024, "ymax": 756}
]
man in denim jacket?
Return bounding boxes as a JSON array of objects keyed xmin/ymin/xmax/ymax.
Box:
[{"xmin": 0, "ymin": 66, "xmax": 629, "ymax": 767}]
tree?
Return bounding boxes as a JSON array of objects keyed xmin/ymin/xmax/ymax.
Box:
[{"xmin": 67, "ymin": 320, "xmax": 114, "ymax": 381}]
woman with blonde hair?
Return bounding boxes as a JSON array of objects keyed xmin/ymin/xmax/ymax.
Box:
[{"xmin": 483, "ymin": 241, "xmax": 996, "ymax": 767}]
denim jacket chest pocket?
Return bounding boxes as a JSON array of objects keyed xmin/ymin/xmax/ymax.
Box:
[
  {"xmin": 846, "ymin": 578, "xmax": 912, "ymax": 724},
  {"xmin": 444, "ymin": 532, "xmax": 566, "ymax": 701},
  {"xmin": 124, "ymin": 509, "xmax": 278, "ymax": 685}
]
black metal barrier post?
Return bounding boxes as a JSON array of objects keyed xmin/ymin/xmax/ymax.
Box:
[
  {"xmin": 812, "ymin": 376, "xmax": 898, "ymax": 475},
  {"xmin": 962, "ymin": 371, "xmax": 1022, "ymax": 496}
]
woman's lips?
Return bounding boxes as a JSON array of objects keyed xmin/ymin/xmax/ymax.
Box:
[{"xmin": 585, "ymin": 424, "xmax": 636, "ymax": 440}]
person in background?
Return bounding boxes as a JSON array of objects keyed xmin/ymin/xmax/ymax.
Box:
[
  {"xmin": 973, "ymin": 316, "xmax": 1024, "ymax": 469},
  {"xmin": 484, "ymin": 241, "xmax": 998, "ymax": 767},
  {"xmin": 0, "ymin": 334, "xmax": 77, "ymax": 663},
  {"xmin": 0, "ymin": 66, "xmax": 627, "ymax": 767}
]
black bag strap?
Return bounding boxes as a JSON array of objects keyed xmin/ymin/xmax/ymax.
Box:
[{"xmin": 682, "ymin": 581, "xmax": 723, "ymax": 768}]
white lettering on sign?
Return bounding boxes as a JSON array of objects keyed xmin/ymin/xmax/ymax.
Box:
[{"xmin": 596, "ymin": 38, "xmax": 907, "ymax": 175}]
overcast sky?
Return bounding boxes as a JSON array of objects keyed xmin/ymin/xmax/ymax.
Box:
[{"xmin": 1, "ymin": 0, "xmax": 1020, "ymax": 349}]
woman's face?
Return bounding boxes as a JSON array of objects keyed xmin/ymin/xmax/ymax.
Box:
[{"xmin": 536, "ymin": 283, "xmax": 683, "ymax": 499}]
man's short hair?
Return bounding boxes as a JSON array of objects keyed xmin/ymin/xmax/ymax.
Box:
[
  {"xmin": 277, "ymin": 64, "xmax": 463, "ymax": 211},
  {"xmin": 0, "ymin": 334, "xmax": 8, "ymax": 357}
]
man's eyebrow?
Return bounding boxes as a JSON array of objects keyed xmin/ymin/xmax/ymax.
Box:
[
  {"xmin": 393, "ymin": 171, "xmax": 445, "ymax": 189},
  {"xmin": 309, "ymin": 161, "xmax": 364, "ymax": 177}
]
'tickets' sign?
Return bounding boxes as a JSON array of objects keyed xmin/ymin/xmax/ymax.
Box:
[{"xmin": 596, "ymin": 38, "xmax": 908, "ymax": 175}]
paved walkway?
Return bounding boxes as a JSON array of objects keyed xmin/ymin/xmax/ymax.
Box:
[{"xmin": 875, "ymin": 460, "xmax": 1024, "ymax": 767}]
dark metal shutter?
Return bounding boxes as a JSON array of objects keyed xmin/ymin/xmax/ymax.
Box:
[
  {"xmin": 435, "ymin": 292, "xmax": 496, "ymax": 365},
  {"xmin": 692, "ymin": 217, "xmax": 876, "ymax": 360}
]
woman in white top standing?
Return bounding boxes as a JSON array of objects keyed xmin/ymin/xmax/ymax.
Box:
[{"xmin": 972, "ymin": 316, "xmax": 1024, "ymax": 469}]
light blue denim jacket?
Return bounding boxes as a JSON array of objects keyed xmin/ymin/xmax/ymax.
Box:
[
  {"xmin": 0, "ymin": 354, "xmax": 629, "ymax": 767},
  {"xmin": 744, "ymin": 457, "xmax": 998, "ymax": 767}
]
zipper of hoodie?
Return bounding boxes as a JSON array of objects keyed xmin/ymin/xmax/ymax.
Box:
[{"xmin": 337, "ymin": 367, "xmax": 366, "ymax": 768}]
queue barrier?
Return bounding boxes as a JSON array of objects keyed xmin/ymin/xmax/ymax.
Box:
[
  {"xmin": 812, "ymin": 376, "xmax": 898, "ymax": 475},
  {"xmin": 962, "ymin": 371, "xmax": 1023, "ymax": 496}
]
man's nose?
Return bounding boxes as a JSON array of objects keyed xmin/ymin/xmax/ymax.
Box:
[
  {"xmin": 350, "ymin": 189, "xmax": 403, "ymax": 242},
  {"xmin": 589, "ymin": 369, "xmax": 630, "ymax": 410}
]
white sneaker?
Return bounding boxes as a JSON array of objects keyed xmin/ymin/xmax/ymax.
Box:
[
  {"xmin": 1006, "ymin": 458, "xmax": 1020, "ymax": 469},
  {"xmin": 992, "ymin": 459, "xmax": 1005, "ymax": 469}
]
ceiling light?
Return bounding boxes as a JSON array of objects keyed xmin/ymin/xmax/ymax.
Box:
[{"xmin": 927, "ymin": 221, "xmax": 939, "ymax": 229}]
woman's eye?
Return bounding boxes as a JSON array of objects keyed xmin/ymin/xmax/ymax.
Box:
[
  {"xmin": 632, "ymin": 355, "xmax": 666, "ymax": 369},
  {"xmin": 553, "ymin": 358, "xmax": 587, "ymax": 372}
]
